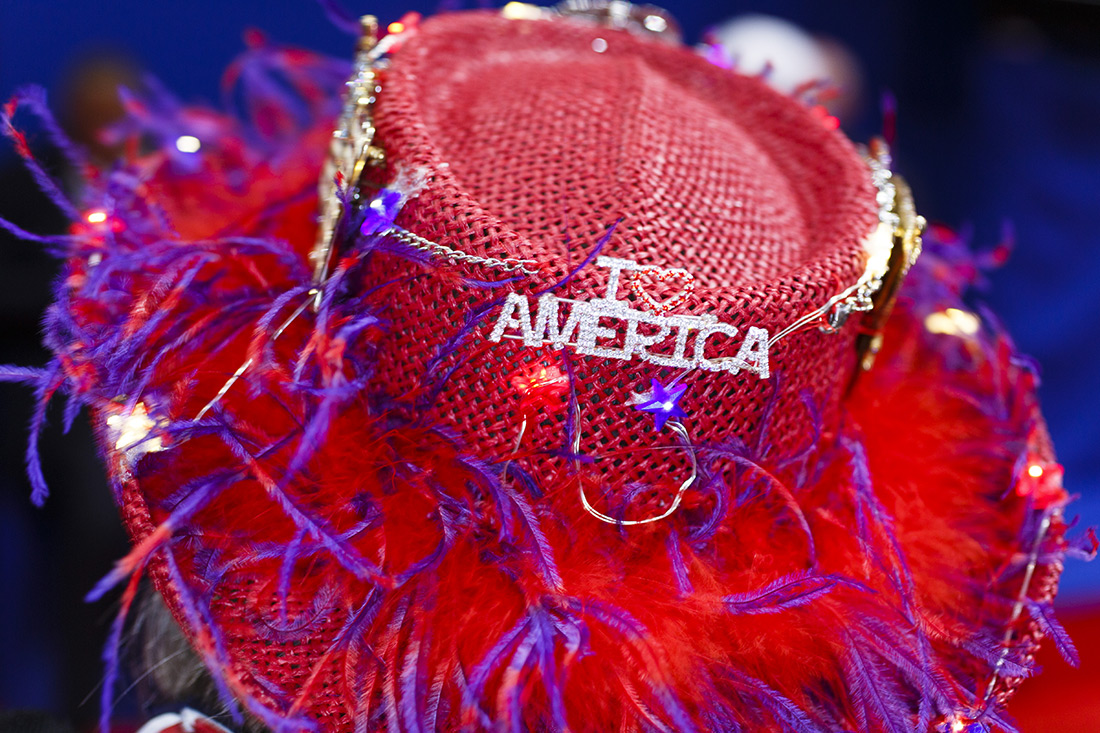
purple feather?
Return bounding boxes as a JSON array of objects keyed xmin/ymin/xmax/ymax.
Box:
[
  {"xmin": 723, "ymin": 668, "xmax": 820, "ymax": 733},
  {"xmin": 0, "ymin": 365, "xmax": 51, "ymax": 385},
  {"xmin": 314, "ymin": 0, "xmax": 363, "ymax": 34},
  {"xmin": 85, "ymin": 468, "xmax": 246, "ymax": 603},
  {"xmin": 277, "ymin": 528, "xmax": 307, "ymax": 625},
  {"xmin": 684, "ymin": 468, "xmax": 730, "ymax": 543},
  {"xmin": 751, "ymin": 372, "xmax": 782, "ymax": 459},
  {"xmin": 424, "ymin": 662, "xmax": 449, "ymax": 731},
  {"xmin": 842, "ymin": 635, "xmax": 914, "ymax": 733},
  {"xmin": 396, "ymin": 597, "xmax": 430, "ymax": 733},
  {"xmin": 465, "ymin": 456, "xmax": 563, "ymax": 592},
  {"xmin": 464, "ymin": 604, "xmax": 581, "ymax": 731},
  {"xmin": 705, "ymin": 443, "xmax": 817, "ymax": 566},
  {"xmin": 2, "ymin": 88, "xmax": 83, "ymax": 221},
  {"xmin": 537, "ymin": 219, "xmax": 617, "ymax": 295},
  {"xmin": 565, "ymin": 599, "xmax": 697, "ymax": 732},
  {"xmin": 500, "ymin": 628, "xmax": 538, "ymax": 731},
  {"xmin": 467, "ymin": 614, "xmax": 531, "ymax": 698},
  {"xmin": 213, "ymin": 418, "xmax": 390, "ymax": 585},
  {"xmin": 98, "ymin": 583, "xmax": 136, "ymax": 733},
  {"xmin": 855, "ymin": 617, "xmax": 954, "ymax": 714},
  {"xmin": 532, "ymin": 608, "xmax": 571, "ymax": 730},
  {"xmin": 0, "ymin": 215, "xmax": 73, "ymax": 253},
  {"xmin": 666, "ymin": 531, "xmax": 694, "ymax": 595},
  {"xmin": 254, "ymin": 583, "xmax": 341, "ymax": 643},
  {"xmin": 958, "ymin": 635, "xmax": 1033, "ymax": 680},
  {"xmin": 160, "ymin": 548, "xmax": 248, "ymax": 727},
  {"xmin": 1026, "ymin": 599, "xmax": 1079, "ymax": 667},
  {"xmin": 723, "ymin": 571, "xmax": 842, "ymax": 615},
  {"xmin": 1064, "ymin": 526, "xmax": 1099, "ymax": 562},
  {"xmin": 24, "ymin": 361, "xmax": 63, "ymax": 506},
  {"xmin": 7, "ymin": 86, "xmax": 90, "ymax": 172}
]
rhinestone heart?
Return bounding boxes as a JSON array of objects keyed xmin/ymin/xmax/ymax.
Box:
[{"xmin": 627, "ymin": 265, "xmax": 696, "ymax": 315}]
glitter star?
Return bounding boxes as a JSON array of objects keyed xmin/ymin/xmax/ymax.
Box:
[{"xmin": 633, "ymin": 378, "xmax": 688, "ymax": 431}]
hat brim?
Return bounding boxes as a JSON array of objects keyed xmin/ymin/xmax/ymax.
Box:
[{"xmin": 96, "ymin": 230, "xmax": 1064, "ymax": 732}]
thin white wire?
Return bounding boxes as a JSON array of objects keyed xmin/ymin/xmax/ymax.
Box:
[
  {"xmin": 981, "ymin": 510, "xmax": 1055, "ymax": 705},
  {"xmin": 194, "ymin": 293, "xmax": 313, "ymax": 421},
  {"xmin": 575, "ymin": 419, "xmax": 697, "ymax": 526}
]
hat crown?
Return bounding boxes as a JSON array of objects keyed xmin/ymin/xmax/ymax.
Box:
[
  {"xmin": 381, "ymin": 12, "xmax": 876, "ymax": 292},
  {"xmin": 367, "ymin": 11, "xmax": 878, "ymax": 489}
]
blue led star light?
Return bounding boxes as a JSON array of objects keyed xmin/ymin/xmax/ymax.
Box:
[{"xmin": 633, "ymin": 378, "xmax": 688, "ymax": 431}]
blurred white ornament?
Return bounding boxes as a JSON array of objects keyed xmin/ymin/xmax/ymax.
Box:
[{"xmin": 703, "ymin": 14, "xmax": 864, "ymax": 121}]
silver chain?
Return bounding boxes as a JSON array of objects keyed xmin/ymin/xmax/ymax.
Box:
[{"xmin": 388, "ymin": 229, "xmax": 540, "ymax": 275}]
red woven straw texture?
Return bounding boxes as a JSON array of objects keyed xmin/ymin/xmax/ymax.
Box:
[{"xmin": 364, "ymin": 12, "xmax": 878, "ymax": 493}]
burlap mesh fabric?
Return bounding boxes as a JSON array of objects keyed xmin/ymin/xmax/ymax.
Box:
[
  {"xmin": 120, "ymin": 12, "xmax": 884, "ymax": 724},
  {"xmin": 365, "ymin": 12, "xmax": 878, "ymax": 493}
]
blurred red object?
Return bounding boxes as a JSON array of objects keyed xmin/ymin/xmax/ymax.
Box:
[{"xmin": 1011, "ymin": 605, "xmax": 1100, "ymax": 731}]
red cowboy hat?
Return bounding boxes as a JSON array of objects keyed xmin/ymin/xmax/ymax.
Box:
[{"xmin": 2, "ymin": 3, "xmax": 1089, "ymax": 731}]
